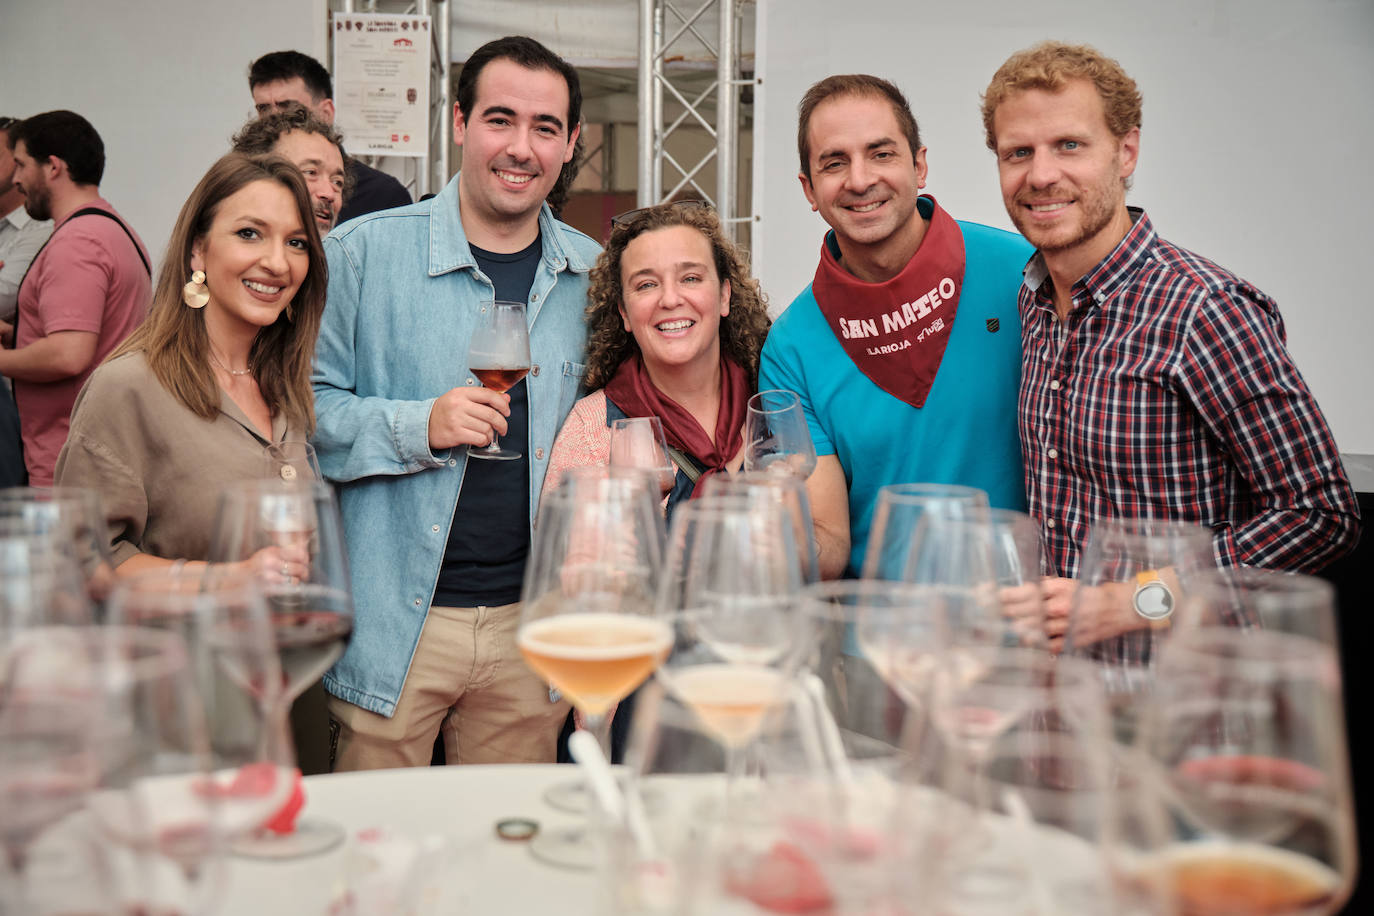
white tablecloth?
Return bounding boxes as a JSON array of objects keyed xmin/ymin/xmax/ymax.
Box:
[{"xmin": 221, "ymin": 764, "xmax": 598, "ymax": 915}]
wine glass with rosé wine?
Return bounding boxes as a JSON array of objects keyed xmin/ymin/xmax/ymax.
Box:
[
  {"xmin": 517, "ymin": 466, "xmax": 672, "ymax": 870},
  {"xmin": 467, "ymin": 300, "xmax": 532, "ymax": 461},
  {"xmin": 208, "ymin": 478, "xmax": 355, "ymax": 859}
]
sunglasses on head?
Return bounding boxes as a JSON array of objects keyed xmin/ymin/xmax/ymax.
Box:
[{"xmin": 610, "ymin": 198, "xmax": 712, "ymax": 230}]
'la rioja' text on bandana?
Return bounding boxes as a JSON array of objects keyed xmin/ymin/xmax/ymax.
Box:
[{"xmin": 811, "ymin": 195, "xmax": 966, "ymax": 409}]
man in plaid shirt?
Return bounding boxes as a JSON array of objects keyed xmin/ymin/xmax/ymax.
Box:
[{"xmin": 981, "ymin": 42, "xmax": 1359, "ymax": 648}]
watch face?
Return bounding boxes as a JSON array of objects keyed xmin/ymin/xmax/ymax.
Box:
[{"xmin": 1133, "ymin": 580, "xmax": 1175, "ymax": 621}]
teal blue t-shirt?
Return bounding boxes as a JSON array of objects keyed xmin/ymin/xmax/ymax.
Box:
[{"xmin": 758, "ymin": 213, "xmax": 1031, "ymax": 576}]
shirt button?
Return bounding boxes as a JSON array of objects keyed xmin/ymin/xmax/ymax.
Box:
[
  {"xmin": 466, "ymin": 377, "xmax": 476, "ymax": 386},
  {"xmin": 1047, "ymin": 448, "xmax": 1059, "ymax": 459},
  {"xmin": 414, "ymin": 598, "xmax": 422, "ymax": 606},
  {"xmin": 448, "ymin": 458, "xmax": 457, "ymax": 467},
  {"xmin": 431, "ymin": 524, "xmax": 440, "ymax": 532},
  {"xmin": 1046, "ymin": 519, "xmax": 1056, "ymax": 529},
  {"xmin": 531, "ymin": 365, "xmax": 541, "ymax": 377},
  {"xmin": 531, "ymin": 293, "xmax": 539, "ymax": 302},
  {"xmin": 1049, "ymin": 379, "xmax": 1061, "ymax": 391},
  {"xmin": 535, "ymin": 447, "xmax": 545, "ymax": 460}
]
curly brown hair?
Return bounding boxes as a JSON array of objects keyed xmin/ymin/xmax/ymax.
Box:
[
  {"xmin": 582, "ymin": 203, "xmax": 770, "ymax": 391},
  {"xmin": 981, "ymin": 41, "xmax": 1142, "ymax": 151}
]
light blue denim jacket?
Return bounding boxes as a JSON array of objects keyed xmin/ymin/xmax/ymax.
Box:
[{"xmin": 313, "ymin": 174, "xmax": 600, "ymax": 717}]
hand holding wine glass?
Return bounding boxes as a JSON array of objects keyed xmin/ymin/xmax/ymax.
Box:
[{"xmin": 467, "ymin": 300, "xmax": 531, "ymax": 461}]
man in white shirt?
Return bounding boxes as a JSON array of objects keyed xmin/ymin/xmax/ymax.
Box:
[
  {"xmin": 0, "ymin": 116, "xmax": 51, "ymax": 485},
  {"xmin": 0, "ymin": 117, "xmax": 53, "ymax": 325}
]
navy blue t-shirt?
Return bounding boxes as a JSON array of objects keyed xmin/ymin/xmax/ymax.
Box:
[{"xmin": 432, "ymin": 236, "xmax": 540, "ymax": 607}]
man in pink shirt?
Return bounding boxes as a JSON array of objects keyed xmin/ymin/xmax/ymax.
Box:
[{"xmin": 0, "ymin": 111, "xmax": 150, "ymax": 486}]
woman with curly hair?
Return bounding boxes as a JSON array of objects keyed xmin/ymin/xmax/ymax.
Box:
[{"xmin": 544, "ymin": 201, "xmax": 770, "ymax": 510}]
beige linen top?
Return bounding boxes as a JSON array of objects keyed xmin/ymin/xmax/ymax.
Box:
[{"xmin": 54, "ymin": 351, "xmax": 299, "ymax": 565}]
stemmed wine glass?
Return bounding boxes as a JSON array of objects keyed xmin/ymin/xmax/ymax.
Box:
[
  {"xmin": 467, "ymin": 300, "xmax": 531, "ymax": 461},
  {"xmin": 263, "ymin": 441, "xmax": 321, "ymax": 482},
  {"xmin": 207, "ymin": 478, "xmax": 354, "ymax": 858},
  {"xmin": 900, "ymin": 508, "xmax": 1048, "ymax": 648},
  {"xmin": 518, "ymin": 466, "xmax": 671, "ymax": 868},
  {"xmin": 0, "ymin": 689, "xmax": 106, "ymax": 915},
  {"xmin": 701, "ymin": 470, "xmax": 821, "ymax": 583},
  {"xmin": 1062, "ymin": 518, "xmax": 1217, "ymax": 744},
  {"xmin": 653, "ymin": 495, "xmax": 808, "ymax": 797},
  {"xmin": 609, "ymin": 416, "xmax": 676, "ymax": 498},
  {"xmin": 76, "ymin": 624, "xmax": 234, "ymax": 915},
  {"xmin": 861, "ymin": 482, "xmax": 989, "ymax": 582},
  {"xmin": 1135, "ymin": 575, "xmax": 1356, "ymax": 916},
  {"xmin": 742, "ymin": 389, "xmax": 817, "ymax": 478},
  {"xmin": 0, "ymin": 486, "xmax": 116, "ymax": 609}
]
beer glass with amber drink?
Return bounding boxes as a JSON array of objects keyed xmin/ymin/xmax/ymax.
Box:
[
  {"xmin": 467, "ymin": 300, "xmax": 532, "ymax": 461},
  {"xmin": 517, "ymin": 466, "xmax": 671, "ymax": 868}
]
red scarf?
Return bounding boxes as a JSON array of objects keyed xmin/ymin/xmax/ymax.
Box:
[
  {"xmin": 811, "ymin": 195, "xmax": 966, "ymax": 409},
  {"xmin": 604, "ymin": 354, "xmax": 749, "ymax": 495}
]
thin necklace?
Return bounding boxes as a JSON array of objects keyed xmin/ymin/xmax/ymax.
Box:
[{"xmin": 209, "ymin": 350, "xmax": 251, "ymax": 377}]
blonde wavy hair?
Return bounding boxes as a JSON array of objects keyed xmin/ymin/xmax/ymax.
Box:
[
  {"xmin": 981, "ymin": 41, "xmax": 1142, "ymax": 150},
  {"xmin": 582, "ymin": 203, "xmax": 771, "ymax": 391}
]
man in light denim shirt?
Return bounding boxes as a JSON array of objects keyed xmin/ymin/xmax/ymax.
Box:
[{"xmin": 314, "ymin": 37, "xmax": 600, "ymax": 770}]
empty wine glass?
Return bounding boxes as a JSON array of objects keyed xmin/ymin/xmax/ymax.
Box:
[
  {"xmin": 902, "ymin": 508, "xmax": 1048, "ymax": 648},
  {"xmin": 702, "ymin": 470, "xmax": 821, "ymax": 583},
  {"xmin": 467, "ymin": 300, "xmax": 531, "ymax": 461},
  {"xmin": 742, "ymin": 389, "xmax": 817, "ymax": 479},
  {"xmin": 0, "ymin": 690, "xmax": 105, "ymax": 915},
  {"xmin": 518, "ymin": 466, "xmax": 671, "ymax": 868},
  {"xmin": 207, "ymin": 479, "xmax": 354, "ymax": 858},
  {"xmin": 609, "ymin": 416, "xmax": 676, "ymax": 497},
  {"xmin": 0, "ymin": 486, "xmax": 116, "ymax": 608},
  {"xmin": 77, "ymin": 624, "xmax": 230, "ymax": 915},
  {"xmin": 861, "ymin": 482, "xmax": 989, "ymax": 581},
  {"xmin": 1063, "ymin": 518, "xmax": 1217, "ymax": 744},
  {"xmin": 0, "ymin": 537, "xmax": 94, "ymax": 642},
  {"xmin": 1136, "ymin": 609, "xmax": 1356, "ymax": 915},
  {"xmin": 263, "ymin": 441, "xmax": 321, "ymax": 482},
  {"xmin": 799, "ymin": 580, "xmax": 948, "ymax": 763}
]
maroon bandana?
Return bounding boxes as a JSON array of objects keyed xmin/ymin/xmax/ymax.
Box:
[
  {"xmin": 604, "ymin": 354, "xmax": 750, "ymax": 496},
  {"xmin": 811, "ymin": 196, "xmax": 966, "ymax": 409}
]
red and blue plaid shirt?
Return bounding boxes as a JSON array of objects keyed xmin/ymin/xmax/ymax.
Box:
[{"xmin": 1019, "ymin": 209, "xmax": 1359, "ymax": 579}]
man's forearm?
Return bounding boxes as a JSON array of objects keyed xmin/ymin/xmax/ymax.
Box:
[{"xmin": 0, "ymin": 331, "xmax": 98, "ymax": 382}]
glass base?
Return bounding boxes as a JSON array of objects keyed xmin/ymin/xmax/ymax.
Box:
[
  {"xmin": 542, "ymin": 773, "xmax": 660, "ymax": 815},
  {"xmin": 468, "ymin": 445, "xmax": 522, "ymax": 461},
  {"xmin": 231, "ymin": 818, "xmax": 345, "ymax": 860},
  {"xmin": 528, "ymin": 825, "xmax": 599, "ymax": 871}
]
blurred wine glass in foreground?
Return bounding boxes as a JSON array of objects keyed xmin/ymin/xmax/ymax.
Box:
[
  {"xmin": 861, "ymin": 482, "xmax": 989, "ymax": 582},
  {"xmin": 1135, "ymin": 573, "xmax": 1354, "ymax": 916}
]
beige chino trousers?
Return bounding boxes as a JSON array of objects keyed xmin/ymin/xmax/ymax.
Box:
[{"xmin": 329, "ymin": 602, "xmax": 568, "ymax": 770}]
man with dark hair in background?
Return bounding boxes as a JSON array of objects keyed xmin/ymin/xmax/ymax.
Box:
[
  {"xmin": 248, "ymin": 49, "xmax": 411, "ymax": 223},
  {"xmin": 0, "ymin": 111, "xmax": 149, "ymax": 487},
  {"xmin": 759, "ymin": 74, "xmax": 1031, "ymax": 581},
  {"xmin": 314, "ymin": 36, "xmax": 598, "ymax": 770},
  {"xmin": 232, "ymin": 105, "xmax": 350, "ymax": 235}
]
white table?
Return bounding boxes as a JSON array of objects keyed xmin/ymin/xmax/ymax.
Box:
[{"xmin": 221, "ymin": 764, "xmax": 599, "ymax": 914}]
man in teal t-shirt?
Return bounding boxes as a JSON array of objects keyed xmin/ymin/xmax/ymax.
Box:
[{"xmin": 759, "ymin": 74, "xmax": 1031, "ymax": 578}]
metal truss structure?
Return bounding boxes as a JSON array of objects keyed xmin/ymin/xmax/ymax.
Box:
[{"xmin": 637, "ymin": 0, "xmax": 753, "ymax": 242}]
